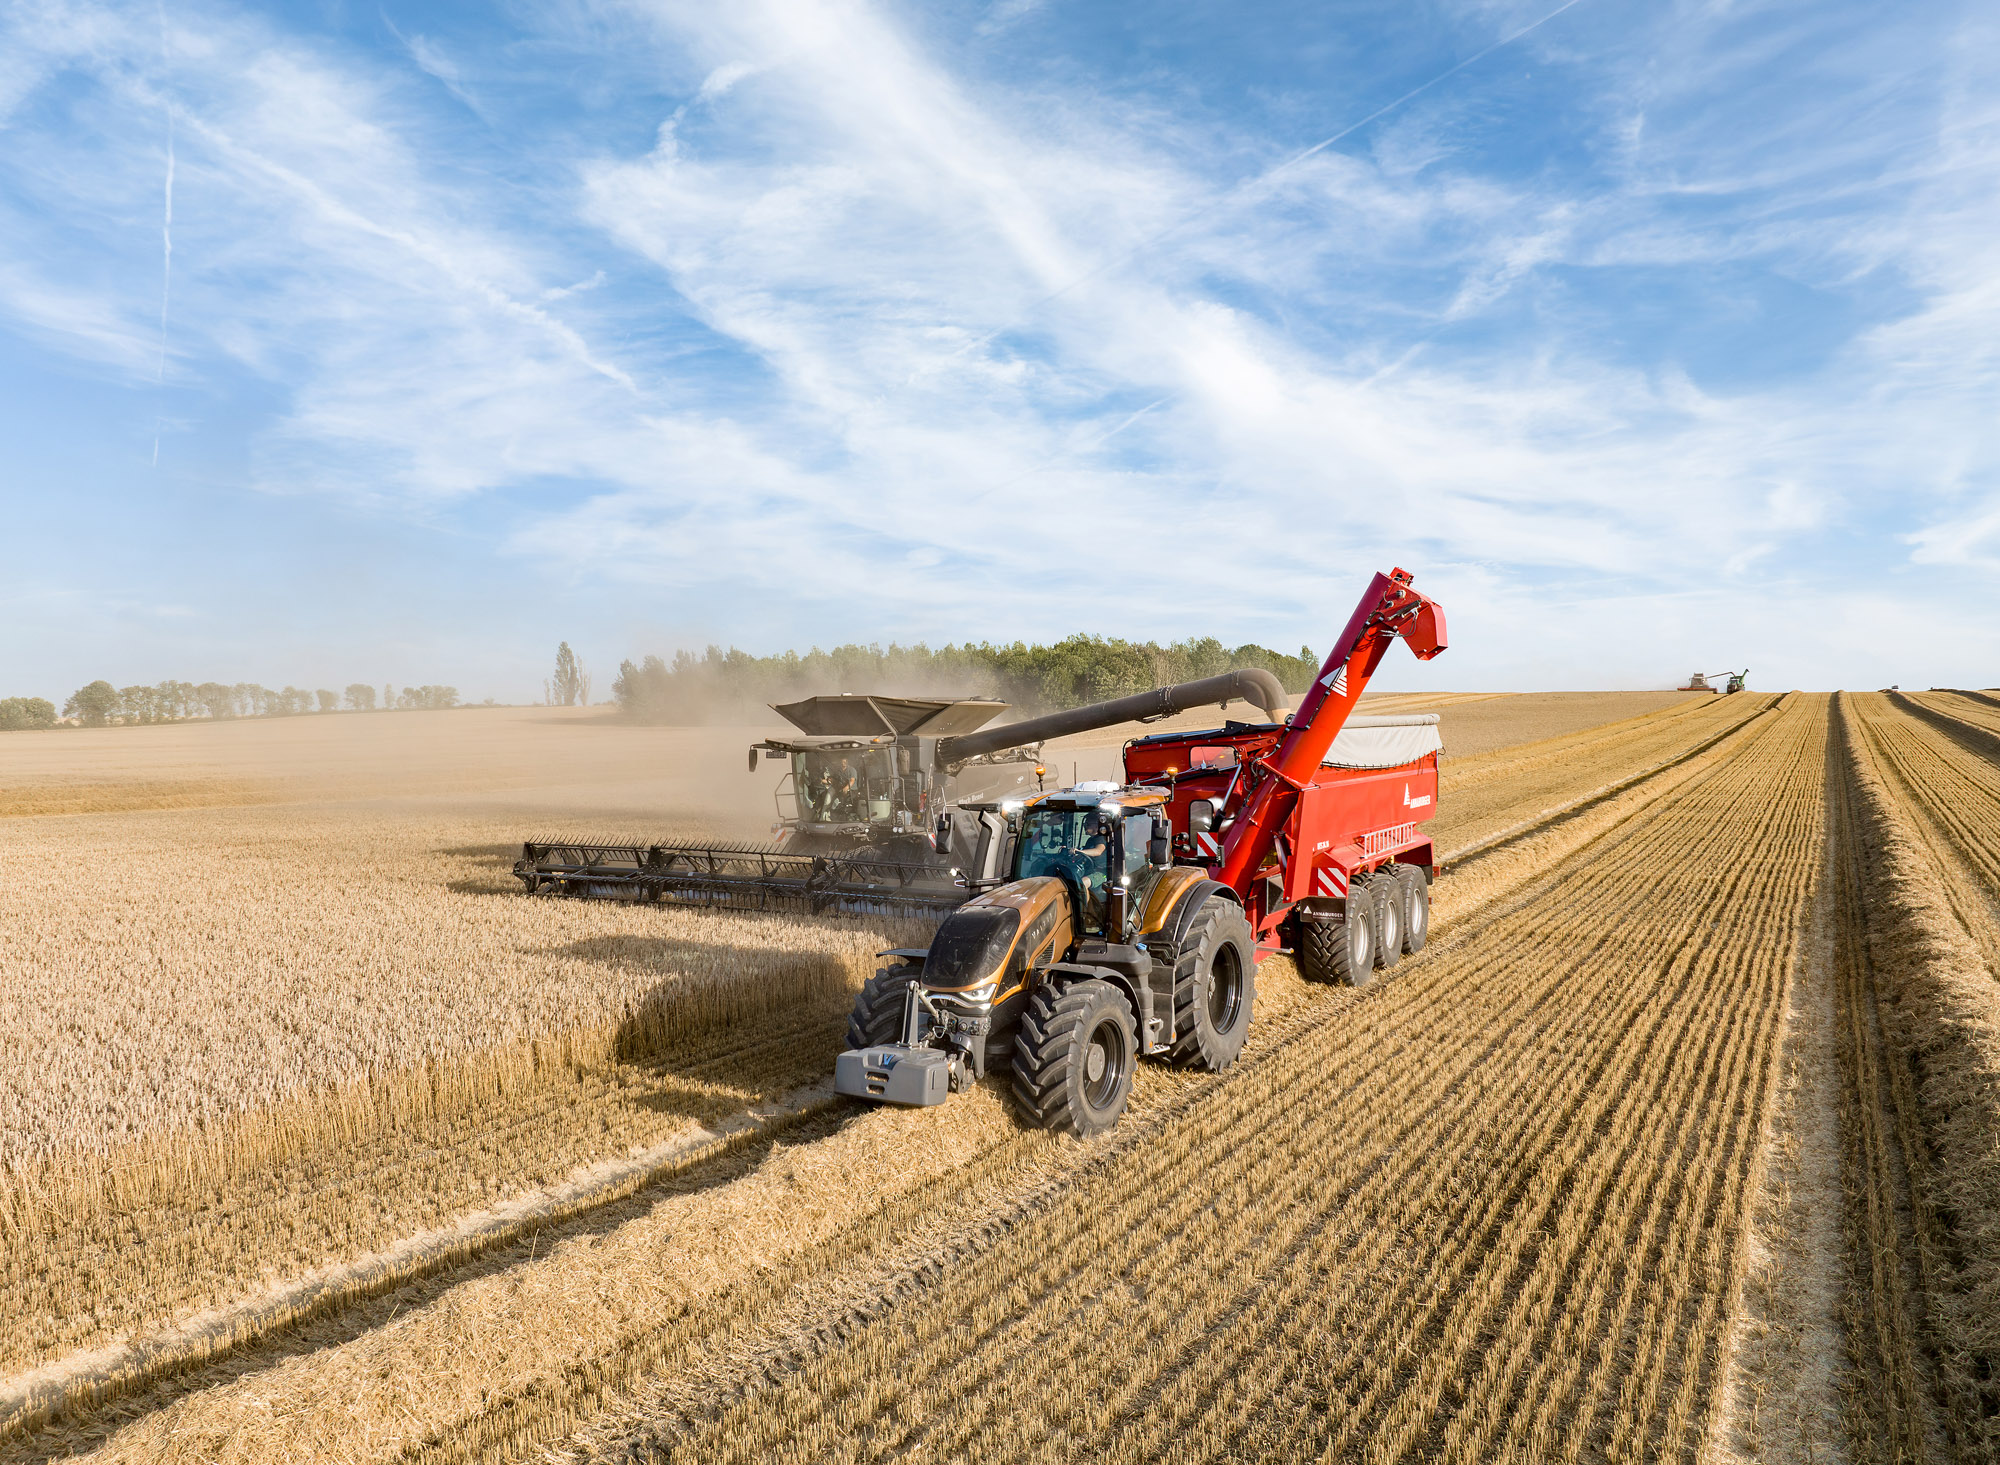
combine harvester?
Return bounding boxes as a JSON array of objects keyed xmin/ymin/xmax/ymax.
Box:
[
  {"xmin": 514, "ymin": 672, "xmax": 1288, "ymax": 918},
  {"xmin": 1678, "ymin": 669, "xmax": 1749, "ymax": 694},
  {"xmin": 837, "ymin": 567, "xmax": 1447, "ymax": 1135}
]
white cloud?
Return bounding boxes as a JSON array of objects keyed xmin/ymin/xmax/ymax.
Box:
[
  {"xmin": 0, "ymin": 0, "xmax": 1993, "ymax": 690},
  {"xmin": 696, "ymin": 60, "xmax": 759, "ymax": 101},
  {"xmin": 400, "ymin": 30, "xmax": 486, "ymax": 118}
]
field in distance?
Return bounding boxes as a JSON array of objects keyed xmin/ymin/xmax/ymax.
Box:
[{"xmin": 11, "ymin": 689, "xmax": 1993, "ymax": 1465}]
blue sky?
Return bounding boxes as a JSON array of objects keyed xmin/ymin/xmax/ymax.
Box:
[{"xmin": 1, "ymin": 0, "xmax": 1994, "ymax": 700}]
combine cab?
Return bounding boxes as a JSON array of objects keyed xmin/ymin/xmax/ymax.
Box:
[{"xmin": 751, "ymin": 694, "xmax": 1017, "ymax": 856}]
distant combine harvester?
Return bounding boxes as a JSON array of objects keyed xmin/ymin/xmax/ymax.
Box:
[{"xmin": 1678, "ymin": 670, "xmax": 1748, "ymax": 694}]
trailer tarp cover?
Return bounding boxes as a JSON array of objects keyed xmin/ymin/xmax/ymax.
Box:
[{"xmin": 1322, "ymin": 713, "xmax": 1444, "ymax": 770}]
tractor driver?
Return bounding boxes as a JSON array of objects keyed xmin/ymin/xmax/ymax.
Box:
[{"xmin": 833, "ymin": 756, "xmax": 861, "ymax": 821}]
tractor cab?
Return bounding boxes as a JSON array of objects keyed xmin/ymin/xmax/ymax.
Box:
[{"xmin": 997, "ymin": 784, "xmax": 1172, "ymax": 940}]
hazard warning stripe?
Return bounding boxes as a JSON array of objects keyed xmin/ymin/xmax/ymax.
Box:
[
  {"xmin": 1195, "ymin": 832, "xmax": 1222, "ymax": 858},
  {"xmin": 1311, "ymin": 864, "xmax": 1349, "ymax": 898}
]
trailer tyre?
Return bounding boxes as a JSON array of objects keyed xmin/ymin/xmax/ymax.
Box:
[
  {"xmin": 1299, "ymin": 897, "xmax": 1375, "ymax": 987},
  {"xmin": 1168, "ymin": 898, "xmax": 1257, "ymax": 1071},
  {"xmin": 845, "ymin": 964, "xmax": 920, "ymax": 1050},
  {"xmin": 1394, "ymin": 864, "xmax": 1430, "ymax": 954},
  {"xmin": 1369, "ymin": 873, "xmax": 1403, "ymax": 971},
  {"xmin": 1011, "ymin": 979, "xmax": 1138, "ymax": 1137}
]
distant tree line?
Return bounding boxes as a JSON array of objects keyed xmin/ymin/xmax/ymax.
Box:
[
  {"xmin": 0, "ymin": 680, "xmax": 464, "ymax": 730},
  {"xmin": 611, "ymin": 636, "xmax": 1323, "ymax": 725},
  {"xmin": 0, "ymin": 697, "xmax": 58, "ymax": 731}
]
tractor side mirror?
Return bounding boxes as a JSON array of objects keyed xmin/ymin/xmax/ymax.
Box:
[
  {"xmin": 747, "ymin": 746, "xmax": 760, "ymax": 774},
  {"xmin": 1188, "ymin": 800, "xmax": 1217, "ymax": 834},
  {"xmin": 932, "ymin": 813, "xmax": 952, "ymax": 855},
  {"xmin": 1149, "ymin": 826, "xmax": 1171, "ymax": 866}
]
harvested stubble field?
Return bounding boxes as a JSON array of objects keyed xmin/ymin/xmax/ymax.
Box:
[{"xmin": 6, "ymin": 688, "xmax": 1999, "ymax": 1463}]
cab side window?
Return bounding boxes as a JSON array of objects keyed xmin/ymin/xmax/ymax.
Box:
[
  {"xmin": 1121, "ymin": 813, "xmax": 1162, "ymax": 911},
  {"xmin": 1121, "ymin": 814, "xmax": 1152, "ymax": 872}
]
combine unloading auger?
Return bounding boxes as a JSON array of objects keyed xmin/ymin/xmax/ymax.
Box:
[{"xmin": 514, "ymin": 668, "xmax": 1287, "ymax": 919}]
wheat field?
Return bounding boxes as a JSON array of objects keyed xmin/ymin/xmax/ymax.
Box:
[{"xmin": 6, "ymin": 689, "xmax": 1997, "ymax": 1463}]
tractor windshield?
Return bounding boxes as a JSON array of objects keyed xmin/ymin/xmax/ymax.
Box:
[
  {"xmin": 791, "ymin": 748, "xmax": 896, "ymax": 826},
  {"xmin": 1016, "ymin": 808, "xmax": 1111, "ymax": 928}
]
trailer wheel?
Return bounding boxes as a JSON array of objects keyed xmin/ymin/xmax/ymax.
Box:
[
  {"xmin": 1369, "ymin": 873, "xmax": 1403, "ymax": 970},
  {"xmin": 1168, "ymin": 898, "xmax": 1257, "ymax": 1071},
  {"xmin": 1394, "ymin": 864, "xmax": 1429, "ymax": 954},
  {"xmin": 1299, "ymin": 897, "xmax": 1374, "ymax": 986},
  {"xmin": 845, "ymin": 964, "xmax": 920, "ymax": 1050},
  {"xmin": 1011, "ymin": 979, "xmax": 1137, "ymax": 1137}
]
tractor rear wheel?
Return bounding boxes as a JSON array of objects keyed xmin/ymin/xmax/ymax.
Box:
[
  {"xmin": 845, "ymin": 964, "xmax": 920, "ymax": 1050},
  {"xmin": 1168, "ymin": 897, "xmax": 1257, "ymax": 1071},
  {"xmin": 1298, "ymin": 896, "xmax": 1375, "ymax": 986},
  {"xmin": 1369, "ymin": 873, "xmax": 1403, "ymax": 971},
  {"xmin": 1394, "ymin": 864, "xmax": 1430, "ymax": 954},
  {"xmin": 1011, "ymin": 978, "xmax": 1138, "ymax": 1136}
]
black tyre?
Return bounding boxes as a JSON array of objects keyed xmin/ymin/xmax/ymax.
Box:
[
  {"xmin": 1298, "ymin": 894, "xmax": 1375, "ymax": 987},
  {"xmin": 1394, "ymin": 864, "xmax": 1430, "ymax": 954},
  {"xmin": 1368, "ymin": 873, "xmax": 1403, "ymax": 971},
  {"xmin": 1168, "ymin": 897, "xmax": 1257, "ymax": 1071},
  {"xmin": 845, "ymin": 964, "xmax": 920, "ymax": 1049},
  {"xmin": 1011, "ymin": 978, "xmax": 1138, "ymax": 1137}
]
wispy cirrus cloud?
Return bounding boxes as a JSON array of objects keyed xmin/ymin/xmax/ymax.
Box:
[{"xmin": 0, "ymin": 0, "xmax": 1993, "ymax": 694}]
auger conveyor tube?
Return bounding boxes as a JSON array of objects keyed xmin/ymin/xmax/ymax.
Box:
[
  {"xmin": 512, "ymin": 840, "xmax": 969, "ymax": 918},
  {"xmin": 937, "ymin": 668, "xmax": 1287, "ymax": 766}
]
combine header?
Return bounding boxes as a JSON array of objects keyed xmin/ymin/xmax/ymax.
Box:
[
  {"xmin": 836, "ymin": 567, "xmax": 1448, "ymax": 1134},
  {"xmin": 514, "ymin": 671, "xmax": 1287, "ymax": 919}
]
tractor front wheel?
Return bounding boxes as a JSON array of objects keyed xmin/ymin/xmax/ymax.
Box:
[
  {"xmin": 845, "ymin": 964, "xmax": 920, "ymax": 1050},
  {"xmin": 1011, "ymin": 979, "xmax": 1138, "ymax": 1137}
]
